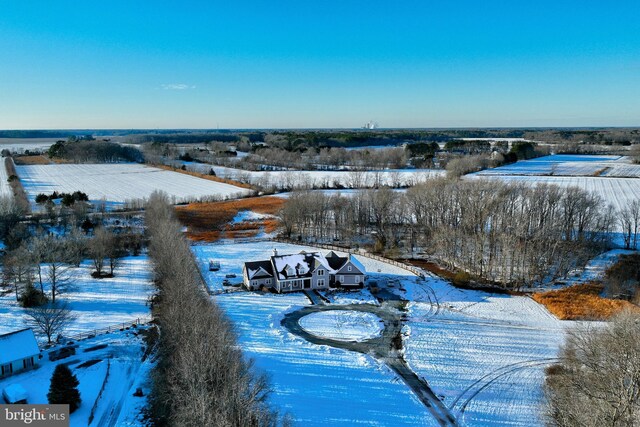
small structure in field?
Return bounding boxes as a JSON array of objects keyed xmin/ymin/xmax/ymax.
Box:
[
  {"xmin": 243, "ymin": 249, "xmax": 366, "ymax": 293},
  {"xmin": 0, "ymin": 329, "xmax": 40, "ymax": 379},
  {"xmin": 2, "ymin": 383, "xmax": 28, "ymax": 404}
]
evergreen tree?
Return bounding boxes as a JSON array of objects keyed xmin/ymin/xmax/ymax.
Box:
[{"xmin": 47, "ymin": 364, "xmax": 81, "ymax": 413}]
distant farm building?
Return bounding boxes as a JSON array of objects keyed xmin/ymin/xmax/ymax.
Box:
[
  {"xmin": 243, "ymin": 250, "xmax": 366, "ymax": 293},
  {"xmin": 0, "ymin": 329, "xmax": 40, "ymax": 379}
]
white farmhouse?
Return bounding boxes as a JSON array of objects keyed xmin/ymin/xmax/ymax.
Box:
[
  {"xmin": 243, "ymin": 249, "xmax": 366, "ymax": 293},
  {"xmin": 0, "ymin": 329, "xmax": 40, "ymax": 378}
]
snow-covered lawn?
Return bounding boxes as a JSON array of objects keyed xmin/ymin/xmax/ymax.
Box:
[
  {"xmin": 194, "ymin": 241, "xmax": 573, "ymax": 426},
  {"xmin": 0, "ymin": 256, "xmax": 154, "ymax": 338},
  {"xmin": 16, "ymin": 163, "xmax": 250, "ymax": 208},
  {"xmin": 215, "ymin": 292, "xmax": 433, "ymax": 426},
  {"xmin": 0, "ymin": 329, "xmax": 153, "ymax": 427},
  {"xmin": 400, "ymin": 277, "xmax": 573, "ymax": 426},
  {"xmin": 299, "ymin": 310, "xmax": 384, "ymax": 342}
]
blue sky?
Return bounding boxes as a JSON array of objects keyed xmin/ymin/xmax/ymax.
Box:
[{"xmin": 0, "ymin": 1, "xmax": 638, "ymax": 129}]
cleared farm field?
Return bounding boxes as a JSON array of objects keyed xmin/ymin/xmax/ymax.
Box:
[
  {"xmin": 16, "ymin": 163, "xmax": 251, "ymax": 207},
  {"xmin": 474, "ymin": 154, "xmax": 640, "ymax": 178},
  {"xmin": 0, "ymin": 160, "xmax": 12, "ymax": 197},
  {"xmin": 469, "ymin": 174, "xmax": 640, "ymax": 214}
]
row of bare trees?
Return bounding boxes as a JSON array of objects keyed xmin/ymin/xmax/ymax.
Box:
[
  {"xmin": 280, "ymin": 179, "xmax": 622, "ymax": 288},
  {"xmin": 145, "ymin": 192, "xmax": 284, "ymax": 426}
]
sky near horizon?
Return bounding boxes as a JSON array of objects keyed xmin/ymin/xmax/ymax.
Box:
[{"xmin": 0, "ymin": 1, "xmax": 639, "ymax": 129}]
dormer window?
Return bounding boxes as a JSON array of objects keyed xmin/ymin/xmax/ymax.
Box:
[{"xmin": 285, "ymin": 265, "xmax": 296, "ymax": 276}]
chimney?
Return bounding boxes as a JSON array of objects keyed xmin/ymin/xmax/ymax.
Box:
[{"xmin": 273, "ymin": 248, "xmax": 278, "ymax": 257}]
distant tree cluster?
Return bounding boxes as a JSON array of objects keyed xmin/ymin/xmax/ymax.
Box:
[
  {"xmin": 48, "ymin": 140, "xmax": 143, "ymax": 163},
  {"xmin": 36, "ymin": 191, "xmax": 89, "ymax": 207}
]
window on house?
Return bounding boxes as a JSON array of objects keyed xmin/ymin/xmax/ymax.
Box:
[
  {"xmin": 318, "ymin": 269, "xmax": 324, "ymax": 276},
  {"xmin": 252, "ymin": 281, "xmax": 257, "ymax": 287},
  {"xmin": 355, "ymin": 276, "xmax": 360, "ymax": 283},
  {"xmin": 266, "ymin": 279, "xmax": 271, "ymax": 284},
  {"xmin": 348, "ymin": 266, "xmax": 352, "ymax": 272},
  {"xmin": 339, "ymin": 275, "xmax": 344, "ymax": 283},
  {"xmin": 23, "ymin": 358, "xmax": 34, "ymax": 369},
  {"xmin": 1, "ymin": 363, "xmax": 12, "ymax": 376},
  {"xmin": 318, "ymin": 279, "xmax": 325, "ymax": 287}
]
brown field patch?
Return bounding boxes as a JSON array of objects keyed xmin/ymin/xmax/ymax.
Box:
[
  {"xmin": 13, "ymin": 155, "xmax": 53, "ymax": 165},
  {"xmin": 175, "ymin": 196, "xmax": 284, "ymax": 242},
  {"xmin": 155, "ymin": 164, "xmax": 254, "ymax": 189},
  {"xmin": 533, "ymin": 283, "xmax": 640, "ymax": 320}
]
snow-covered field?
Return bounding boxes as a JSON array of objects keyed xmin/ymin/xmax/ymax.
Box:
[
  {"xmin": 469, "ymin": 174, "xmax": 639, "ymax": 214},
  {"xmin": 16, "ymin": 163, "xmax": 250, "ymax": 208},
  {"xmin": 194, "ymin": 241, "xmax": 572, "ymax": 426},
  {"xmin": 0, "ymin": 329, "xmax": 153, "ymax": 427},
  {"xmin": 402, "ymin": 278, "xmax": 570, "ymax": 426},
  {"xmin": 215, "ymin": 292, "xmax": 433, "ymax": 426},
  {"xmin": 0, "ymin": 140, "xmax": 55, "ymax": 153},
  {"xmin": 0, "ymin": 160, "xmax": 12, "ymax": 197},
  {"xmin": 473, "ymin": 154, "xmax": 640, "ymax": 178},
  {"xmin": 299, "ymin": 310, "xmax": 384, "ymax": 341},
  {"xmin": 0, "ymin": 256, "xmax": 154, "ymax": 338},
  {"xmin": 469, "ymin": 155, "xmax": 640, "ymax": 216},
  {"xmin": 178, "ymin": 161, "xmax": 444, "ymax": 188}
]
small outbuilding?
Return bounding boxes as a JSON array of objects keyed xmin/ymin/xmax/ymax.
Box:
[
  {"xmin": 2, "ymin": 383, "xmax": 28, "ymax": 404},
  {"xmin": 0, "ymin": 329, "xmax": 40, "ymax": 379}
]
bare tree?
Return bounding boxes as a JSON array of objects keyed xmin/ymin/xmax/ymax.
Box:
[
  {"xmin": 88, "ymin": 227, "xmax": 115, "ymax": 277},
  {"xmin": 40, "ymin": 236, "xmax": 73, "ymax": 304},
  {"xmin": 24, "ymin": 302, "xmax": 76, "ymax": 344},
  {"xmin": 545, "ymin": 310, "xmax": 640, "ymax": 426}
]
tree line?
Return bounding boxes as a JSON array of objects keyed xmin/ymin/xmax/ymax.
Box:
[
  {"xmin": 145, "ymin": 192, "xmax": 286, "ymax": 426},
  {"xmin": 279, "ymin": 179, "xmax": 628, "ymax": 289}
]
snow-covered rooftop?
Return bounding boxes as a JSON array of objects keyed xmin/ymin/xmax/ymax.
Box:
[
  {"xmin": 0, "ymin": 329, "xmax": 40, "ymax": 365},
  {"xmin": 2, "ymin": 383, "xmax": 28, "ymax": 403},
  {"xmin": 271, "ymin": 252, "xmax": 334, "ymax": 280},
  {"xmin": 348, "ymin": 254, "xmax": 366, "ymax": 274}
]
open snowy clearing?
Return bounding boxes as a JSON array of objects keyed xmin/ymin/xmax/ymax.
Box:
[
  {"xmin": 0, "ymin": 161, "xmax": 12, "ymax": 197},
  {"xmin": 195, "ymin": 241, "xmax": 573, "ymax": 426},
  {"xmin": 16, "ymin": 163, "xmax": 250, "ymax": 208},
  {"xmin": 0, "ymin": 329, "xmax": 153, "ymax": 427},
  {"xmin": 473, "ymin": 154, "xmax": 640, "ymax": 178},
  {"xmin": 0, "ymin": 256, "xmax": 154, "ymax": 339},
  {"xmin": 177, "ymin": 161, "xmax": 444, "ymax": 188},
  {"xmin": 299, "ymin": 310, "xmax": 384, "ymax": 342}
]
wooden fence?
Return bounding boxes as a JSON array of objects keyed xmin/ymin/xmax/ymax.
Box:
[{"xmin": 60, "ymin": 317, "xmax": 151, "ymax": 344}]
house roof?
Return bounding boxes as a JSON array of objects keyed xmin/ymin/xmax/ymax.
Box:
[
  {"xmin": 245, "ymin": 260, "xmax": 274, "ymax": 279},
  {"xmin": 271, "ymin": 252, "xmax": 334, "ymax": 280},
  {"xmin": 325, "ymin": 251, "xmax": 347, "ymax": 270},
  {"xmin": 326, "ymin": 251, "xmax": 366, "ymax": 274},
  {"xmin": 0, "ymin": 329, "xmax": 40, "ymax": 365},
  {"xmin": 347, "ymin": 255, "xmax": 366, "ymax": 274}
]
